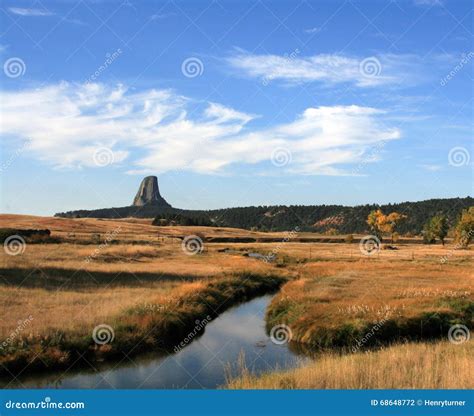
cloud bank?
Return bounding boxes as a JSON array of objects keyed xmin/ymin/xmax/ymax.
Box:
[{"xmin": 0, "ymin": 83, "xmax": 400, "ymax": 175}]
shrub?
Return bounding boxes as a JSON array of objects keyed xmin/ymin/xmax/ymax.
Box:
[
  {"xmin": 0, "ymin": 228, "xmax": 52, "ymax": 244},
  {"xmin": 455, "ymin": 207, "xmax": 474, "ymax": 248}
]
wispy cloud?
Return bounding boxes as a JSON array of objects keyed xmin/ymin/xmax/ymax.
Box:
[
  {"xmin": 414, "ymin": 0, "xmax": 443, "ymax": 6},
  {"xmin": 150, "ymin": 12, "xmax": 176, "ymax": 21},
  {"xmin": 225, "ymin": 50, "xmax": 444, "ymax": 87},
  {"xmin": 8, "ymin": 7, "xmax": 54, "ymax": 17},
  {"xmin": 0, "ymin": 83, "xmax": 401, "ymax": 176},
  {"xmin": 304, "ymin": 27, "xmax": 321, "ymax": 34},
  {"xmin": 8, "ymin": 7, "xmax": 86, "ymax": 25},
  {"xmin": 64, "ymin": 17, "xmax": 87, "ymax": 26},
  {"xmin": 419, "ymin": 164, "xmax": 442, "ymax": 171}
]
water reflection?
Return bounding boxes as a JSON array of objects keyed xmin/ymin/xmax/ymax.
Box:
[{"xmin": 8, "ymin": 295, "xmax": 311, "ymax": 389}]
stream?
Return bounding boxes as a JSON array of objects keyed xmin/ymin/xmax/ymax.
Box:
[{"xmin": 8, "ymin": 295, "xmax": 312, "ymax": 389}]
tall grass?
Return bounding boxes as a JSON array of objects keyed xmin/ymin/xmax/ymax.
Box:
[{"xmin": 227, "ymin": 340, "xmax": 473, "ymax": 389}]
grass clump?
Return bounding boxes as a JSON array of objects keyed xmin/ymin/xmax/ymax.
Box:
[{"xmin": 227, "ymin": 340, "xmax": 474, "ymax": 389}]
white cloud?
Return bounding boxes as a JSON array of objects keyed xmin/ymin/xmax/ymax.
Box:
[
  {"xmin": 0, "ymin": 83, "xmax": 401, "ymax": 175},
  {"xmin": 64, "ymin": 18, "xmax": 87, "ymax": 26},
  {"xmin": 8, "ymin": 7, "xmax": 54, "ymax": 17},
  {"xmin": 150, "ymin": 13, "xmax": 176, "ymax": 21},
  {"xmin": 8, "ymin": 7, "xmax": 86, "ymax": 25},
  {"xmin": 414, "ymin": 0, "xmax": 443, "ymax": 6},
  {"xmin": 304, "ymin": 27, "xmax": 321, "ymax": 34},
  {"xmin": 225, "ymin": 50, "xmax": 431, "ymax": 87},
  {"xmin": 204, "ymin": 102, "xmax": 256, "ymax": 124},
  {"xmin": 419, "ymin": 164, "xmax": 442, "ymax": 172}
]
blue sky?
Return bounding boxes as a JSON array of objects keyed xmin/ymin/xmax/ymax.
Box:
[{"xmin": 0, "ymin": 0, "xmax": 472, "ymax": 215}]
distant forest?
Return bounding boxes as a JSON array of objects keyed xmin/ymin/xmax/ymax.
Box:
[{"xmin": 56, "ymin": 197, "xmax": 473, "ymax": 235}]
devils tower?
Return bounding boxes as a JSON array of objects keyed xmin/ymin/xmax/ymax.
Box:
[
  {"xmin": 54, "ymin": 175, "xmax": 173, "ymax": 218},
  {"xmin": 132, "ymin": 176, "xmax": 171, "ymax": 207}
]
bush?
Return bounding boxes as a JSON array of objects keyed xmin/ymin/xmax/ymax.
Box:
[
  {"xmin": 455, "ymin": 207, "xmax": 474, "ymax": 248},
  {"xmin": 423, "ymin": 215, "xmax": 449, "ymax": 245},
  {"xmin": 0, "ymin": 228, "xmax": 52, "ymax": 243}
]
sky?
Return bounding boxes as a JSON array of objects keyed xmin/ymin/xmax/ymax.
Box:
[{"xmin": 0, "ymin": 0, "xmax": 472, "ymax": 216}]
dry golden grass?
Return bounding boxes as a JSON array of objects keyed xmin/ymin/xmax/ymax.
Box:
[
  {"xmin": 0, "ymin": 281, "xmax": 206, "ymax": 338},
  {"xmin": 2, "ymin": 214, "xmax": 450, "ymax": 243},
  {"xmin": 228, "ymin": 340, "xmax": 474, "ymax": 389},
  {"xmin": 264, "ymin": 243, "xmax": 473, "ymax": 347},
  {"xmin": 0, "ymin": 214, "xmax": 281, "ymax": 242},
  {"xmin": 0, "ymin": 214, "xmax": 472, "ymax": 382},
  {"xmin": 0, "ymin": 240, "xmax": 280, "ymax": 338},
  {"xmin": 0, "ymin": 215, "xmax": 282, "ymax": 339},
  {"xmin": 1, "ymin": 216, "xmax": 472, "ymax": 343},
  {"xmin": 272, "ymin": 253, "xmax": 472, "ymax": 322},
  {"xmin": 0, "ymin": 242, "xmax": 275, "ymax": 275}
]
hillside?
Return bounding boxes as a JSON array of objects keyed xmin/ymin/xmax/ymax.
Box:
[{"xmin": 55, "ymin": 197, "xmax": 473, "ymax": 235}]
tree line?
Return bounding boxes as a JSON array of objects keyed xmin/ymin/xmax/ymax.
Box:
[
  {"xmin": 366, "ymin": 206, "xmax": 474, "ymax": 247},
  {"xmin": 56, "ymin": 196, "xmax": 473, "ymax": 243}
]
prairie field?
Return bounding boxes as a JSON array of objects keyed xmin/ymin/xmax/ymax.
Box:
[
  {"xmin": 0, "ymin": 214, "xmax": 472, "ymax": 388},
  {"xmin": 227, "ymin": 340, "xmax": 474, "ymax": 389}
]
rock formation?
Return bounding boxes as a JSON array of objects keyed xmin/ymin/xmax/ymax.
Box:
[{"xmin": 132, "ymin": 176, "xmax": 171, "ymax": 207}]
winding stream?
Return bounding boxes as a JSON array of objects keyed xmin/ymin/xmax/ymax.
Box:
[{"xmin": 9, "ymin": 295, "xmax": 311, "ymax": 389}]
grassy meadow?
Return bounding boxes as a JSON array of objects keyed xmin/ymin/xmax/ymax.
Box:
[
  {"xmin": 227, "ymin": 340, "xmax": 474, "ymax": 389},
  {"xmin": 0, "ymin": 214, "xmax": 472, "ymax": 388},
  {"xmin": 265, "ymin": 253, "xmax": 472, "ymax": 348}
]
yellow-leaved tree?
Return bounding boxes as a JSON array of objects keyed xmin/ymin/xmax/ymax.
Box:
[
  {"xmin": 455, "ymin": 206, "xmax": 474, "ymax": 248},
  {"xmin": 367, "ymin": 210, "xmax": 407, "ymax": 243}
]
